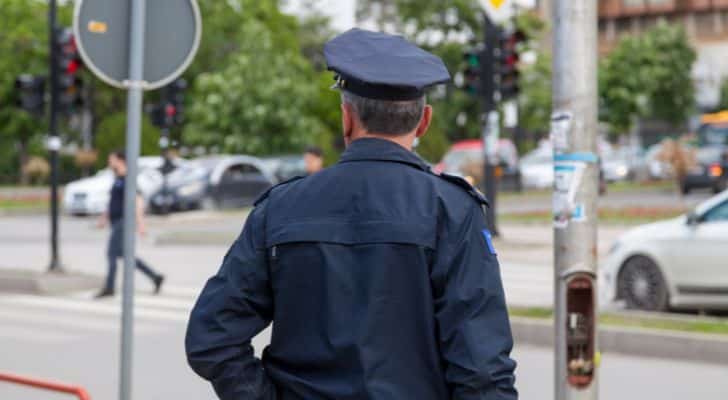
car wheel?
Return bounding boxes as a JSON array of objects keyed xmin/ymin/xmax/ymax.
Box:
[
  {"xmin": 618, "ymin": 256, "xmax": 669, "ymax": 312},
  {"xmin": 680, "ymin": 183, "xmax": 690, "ymax": 195},
  {"xmin": 714, "ymin": 178, "xmax": 727, "ymax": 194}
]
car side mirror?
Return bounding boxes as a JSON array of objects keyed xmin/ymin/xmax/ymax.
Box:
[{"xmin": 686, "ymin": 211, "xmax": 701, "ymax": 226}]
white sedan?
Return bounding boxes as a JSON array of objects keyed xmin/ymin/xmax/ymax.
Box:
[
  {"xmin": 63, "ymin": 157, "xmax": 172, "ymax": 216},
  {"xmin": 602, "ymin": 189, "xmax": 728, "ymax": 311}
]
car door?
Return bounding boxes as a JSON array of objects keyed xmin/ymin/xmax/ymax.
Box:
[
  {"xmin": 237, "ymin": 163, "xmax": 273, "ymax": 205},
  {"xmin": 215, "ymin": 164, "xmax": 246, "ymax": 208},
  {"xmin": 678, "ymin": 200, "xmax": 728, "ymax": 295},
  {"xmin": 216, "ymin": 163, "xmax": 272, "ymax": 209}
]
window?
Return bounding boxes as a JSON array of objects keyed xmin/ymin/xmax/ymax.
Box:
[
  {"xmin": 698, "ymin": 123, "xmax": 728, "ymax": 147},
  {"xmin": 702, "ymin": 201, "xmax": 728, "ymax": 223}
]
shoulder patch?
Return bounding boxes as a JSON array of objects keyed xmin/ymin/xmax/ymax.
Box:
[
  {"xmin": 254, "ymin": 175, "xmax": 305, "ymax": 206},
  {"xmin": 436, "ymin": 172, "xmax": 490, "ymax": 207}
]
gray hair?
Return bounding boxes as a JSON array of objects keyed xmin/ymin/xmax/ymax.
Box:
[{"xmin": 341, "ymin": 91, "xmax": 426, "ymax": 136}]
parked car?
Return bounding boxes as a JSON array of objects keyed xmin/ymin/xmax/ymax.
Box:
[
  {"xmin": 261, "ymin": 155, "xmax": 307, "ymax": 181},
  {"xmin": 602, "ymin": 151, "xmax": 632, "ymax": 183},
  {"xmin": 519, "ymin": 145, "xmax": 553, "ymax": 189},
  {"xmin": 602, "ymin": 189, "xmax": 728, "ymax": 311},
  {"xmin": 645, "ymin": 143, "xmax": 672, "ymax": 180},
  {"xmin": 433, "ymin": 139, "xmax": 521, "ymax": 191},
  {"xmin": 149, "ymin": 155, "xmax": 276, "ymax": 213},
  {"xmin": 680, "ymin": 146, "xmax": 727, "ymax": 194},
  {"xmin": 63, "ymin": 157, "xmax": 174, "ymax": 216}
]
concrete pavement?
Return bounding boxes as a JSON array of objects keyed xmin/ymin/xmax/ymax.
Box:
[{"xmin": 2, "ymin": 213, "xmax": 728, "ymax": 398}]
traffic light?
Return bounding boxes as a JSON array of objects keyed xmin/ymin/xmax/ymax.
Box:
[
  {"xmin": 463, "ymin": 48, "xmax": 483, "ymax": 96},
  {"xmin": 55, "ymin": 27, "xmax": 84, "ymax": 111},
  {"xmin": 496, "ymin": 29, "xmax": 525, "ymax": 100},
  {"xmin": 150, "ymin": 79, "xmax": 187, "ymax": 129},
  {"xmin": 14, "ymin": 75, "xmax": 46, "ymax": 116}
]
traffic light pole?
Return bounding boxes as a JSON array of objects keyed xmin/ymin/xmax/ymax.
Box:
[
  {"xmin": 552, "ymin": 1, "xmax": 599, "ymax": 399},
  {"xmin": 159, "ymin": 126, "xmax": 171, "ymax": 215},
  {"xmin": 47, "ymin": 0, "xmax": 62, "ymax": 272},
  {"xmin": 482, "ymin": 14, "xmax": 499, "ymax": 236}
]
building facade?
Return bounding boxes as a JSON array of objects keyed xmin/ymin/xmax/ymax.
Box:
[{"xmin": 599, "ymin": 0, "xmax": 728, "ymax": 109}]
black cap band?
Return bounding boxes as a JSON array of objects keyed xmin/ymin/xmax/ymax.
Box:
[{"xmin": 334, "ymin": 75, "xmax": 425, "ymax": 101}]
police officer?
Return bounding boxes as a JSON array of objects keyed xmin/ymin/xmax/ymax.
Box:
[{"xmin": 186, "ymin": 28, "xmax": 517, "ymax": 400}]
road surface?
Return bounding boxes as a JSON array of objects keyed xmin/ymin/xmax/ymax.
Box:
[{"xmin": 1, "ymin": 210, "xmax": 726, "ymax": 398}]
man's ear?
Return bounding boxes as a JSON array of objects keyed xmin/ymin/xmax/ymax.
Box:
[
  {"xmin": 341, "ymin": 102, "xmax": 354, "ymax": 142},
  {"xmin": 415, "ymin": 105, "xmax": 433, "ymax": 139}
]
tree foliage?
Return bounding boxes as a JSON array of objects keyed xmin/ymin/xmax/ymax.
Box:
[
  {"xmin": 0, "ymin": 0, "xmax": 71, "ymax": 181},
  {"xmin": 719, "ymin": 79, "xmax": 728, "ymax": 111},
  {"xmin": 183, "ymin": 0, "xmax": 336, "ymax": 156},
  {"xmin": 599, "ymin": 22, "xmax": 696, "ymax": 133}
]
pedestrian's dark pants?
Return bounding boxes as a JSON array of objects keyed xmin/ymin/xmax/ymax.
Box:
[{"xmin": 104, "ymin": 221, "xmax": 159, "ymax": 291}]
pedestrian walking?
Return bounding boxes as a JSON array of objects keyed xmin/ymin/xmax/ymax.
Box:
[
  {"xmin": 303, "ymin": 146, "xmax": 324, "ymax": 175},
  {"xmin": 95, "ymin": 150, "xmax": 164, "ymax": 298},
  {"xmin": 186, "ymin": 28, "xmax": 517, "ymax": 400}
]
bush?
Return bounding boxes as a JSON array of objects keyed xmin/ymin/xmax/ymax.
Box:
[
  {"xmin": 22, "ymin": 156, "xmax": 50, "ymax": 185},
  {"xmin": 94, "ymin": 112, "xmax": 162, "ymax": 169}
]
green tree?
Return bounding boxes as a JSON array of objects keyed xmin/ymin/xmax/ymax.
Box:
[
  {"xmin": 183, "ymin": 14, "xmax": 331, "ymax": 155},
  {"xmin": 94, "ymin": 112, "xmax": 161, "ymax": 169},
  {"xmin": 599, "ymin": 22, "xmax": 696, "ymax": 134},
  {"xmin": 719, "ymin": 79, "xmax": 728, "ymax": 111},
  {"xmin": 0, "ymin": 0, "xmax": 71, "ymax": 183}
]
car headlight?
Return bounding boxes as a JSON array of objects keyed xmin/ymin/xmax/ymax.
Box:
[
  {"xmin": 616, "ymin": 165, "xmax": 629, "ymax": 177},
  {"xmin": 177, "ymin": 181, "xmax": 205, "ymax": 197}
]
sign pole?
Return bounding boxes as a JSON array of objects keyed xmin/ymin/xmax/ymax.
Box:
[
  {"xmin": 552, "ymin": 0, "xmax": 599, "ymax": 399},
  {"xmin": 47, "ymin": 0, "xmax": 62, "ymax": 272},
  {"xmin": 120, "ymin": 0, "xmax": 146, "ymax": 398},
  {"xmin": 482, "ymin": 13, "xmax": 500, "ymax": 236}
]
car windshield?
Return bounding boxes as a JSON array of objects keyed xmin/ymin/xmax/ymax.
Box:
[{"xmin": 698, "ymin": 123, "xmax": 728, "ymax": 147}]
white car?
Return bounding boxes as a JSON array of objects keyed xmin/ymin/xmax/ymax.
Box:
[
  {"xmin": 63, "ymin": 157, "xmax": 172, "ymax": 216},
  {"xmin": 519, "ymin": 146, "xmax": 554, "ymax": 189},
  {"xmin": 602, "ymin": 189, "xmax": 728, "ymax": 311}
]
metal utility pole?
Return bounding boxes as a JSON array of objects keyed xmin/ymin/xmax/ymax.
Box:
[
  {"xmin": 48, "ymin": 0, "xmax": 62, "ymax": 272},
  {"xmin": 482, "ymin": 13, "xmax": 500, "ymax": 236},
  {"xmin": 552, "ymin": 1, "xmax": 599, "ymax": 399},
  {"xmin": 120, "ymin": 0, "xmax": 146, "ymax": 398}
]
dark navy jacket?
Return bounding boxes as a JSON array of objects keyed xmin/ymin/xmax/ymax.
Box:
[{"xmin": 186, "ymin": 138, "xmax": 517, "ymax": 400}]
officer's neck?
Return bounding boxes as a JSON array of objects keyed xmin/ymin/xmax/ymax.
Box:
[{"xmin": 353, "ymin": 132, "xmax": 416, "ymax": 151}]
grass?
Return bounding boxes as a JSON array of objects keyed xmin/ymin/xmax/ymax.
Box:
[
  {"xmin": 0, "ymin": 198, "xmax": 48, "ymax": 210},
  {"xmin": 510, "ymin": 307, "xmax": 728, "ymax": 336},
  {"xmin": 607, "ymin": 180, "xmax": 676, "ymax": 193},
  {"xmin": 500, "ymin": 206, "xmax": 687, "ymax": 225}
]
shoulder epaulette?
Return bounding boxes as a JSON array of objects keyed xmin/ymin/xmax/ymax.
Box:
[
  {"xmin": 254, "ymin": 175, "xmax": 305, "ymax": 206},
  {"xmin": 436, "ymin": 172, "xmax": 490, "ymax": 207}
]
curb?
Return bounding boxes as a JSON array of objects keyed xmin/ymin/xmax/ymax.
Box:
[
  {"xmin": 0, "ymin": 269, "xmax": 103, "ymax": 295},
  {"xmin": 511, "ymin": 317, "xmax": 728, "ymax": 365}
]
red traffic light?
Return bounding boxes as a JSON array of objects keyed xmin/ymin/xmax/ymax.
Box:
[{"xmin": 165, "ymin": 104, "xmax": 177, "ymax": 117}]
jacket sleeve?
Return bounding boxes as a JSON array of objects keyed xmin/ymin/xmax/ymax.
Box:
[
  {"xmin": 431, "ymin": 202, "xmax": 517, "ymax": 400},
  {"xmin": 185, "ymin": 202, "xmax": 276, "ymax": 400}
]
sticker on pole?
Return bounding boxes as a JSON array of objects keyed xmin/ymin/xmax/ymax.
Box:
[
  {"xmin": 550, "ymin": 111, "xmax": 573, "ymax": 154},
  {"xmin": 553, "ymin": 161, "xmax": 586, "ymax": 229}
]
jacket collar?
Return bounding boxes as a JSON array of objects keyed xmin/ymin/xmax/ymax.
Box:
[{"xmin": 339, "ymin": 138, "xmax": 430, "ymax": 171}]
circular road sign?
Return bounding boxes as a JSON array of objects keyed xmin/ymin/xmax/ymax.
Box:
[{"xmin": 73, "ymin": 0, "xmax": 201, "ymax": 90}]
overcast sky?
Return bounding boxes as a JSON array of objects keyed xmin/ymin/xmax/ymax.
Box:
[
  {"xmin": 282, "ymin": 0, "xmax": 357, "ymax": 32},
  {"xmin": 282, "ymin": 0, "xmax": 539, "ymax": 33}
]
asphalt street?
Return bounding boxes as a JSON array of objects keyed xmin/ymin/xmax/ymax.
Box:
[{"xmin": 1, "ymin": 193, "xmax": 725, "ymax": 399}]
